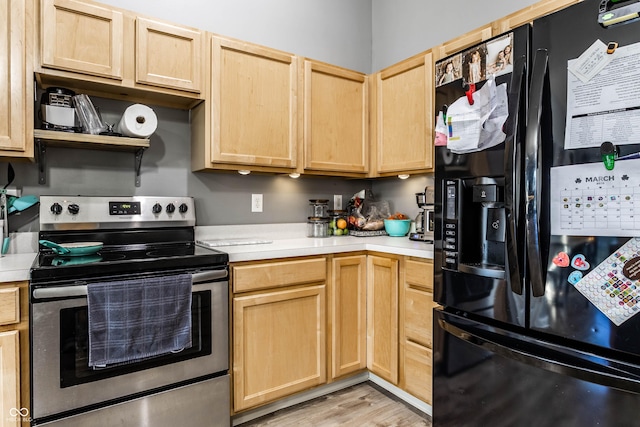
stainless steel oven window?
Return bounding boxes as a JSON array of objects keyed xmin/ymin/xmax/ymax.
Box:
[{"xmin": 31, "ymin": 277, "xmax": 228, "ymax": 420}]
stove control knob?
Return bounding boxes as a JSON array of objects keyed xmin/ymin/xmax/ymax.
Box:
[
  {"xmin": 166, "ymin": 203, "xmax": 176, "ymax": 214},
  {"xmin": 50, "ymin": 203, "xmax": 63, "ymax": 215},
  {"xmin": 152, "ymin": 203, "xmax": 162, "ymax": 214},
  {"xmin": 68, "ymin": 203, "xmax": 80, "ymax": 215},
  {"xmin": 179, "ymin": 203, "xmax": 189, "ymax": 214}
]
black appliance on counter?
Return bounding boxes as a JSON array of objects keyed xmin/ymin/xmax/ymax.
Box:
[
  {"xmin": 433, "ymin": 1, "xmax": 640, "ymax": 425},
  {"xmin": 30, "ymin": 196, "xmax": 230, "ymax": 427}
]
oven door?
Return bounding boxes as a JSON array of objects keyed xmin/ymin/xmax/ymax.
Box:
[{"xmin": 30, "ymin": 269, "xmax": 228, "ymax": 421}]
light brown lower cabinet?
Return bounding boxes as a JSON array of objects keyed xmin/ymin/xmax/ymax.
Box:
[
  {"xmin": 0, "ymin": 330, "xmax": 20, "ymax": 426},
  {"xmin": 231, "ymin": 254, "xmax": 435, "ymax": 413},
  {"xmin": 330, "ymin": 254, "xmax": 367, "ymax": 380},
  {"xmin": 366, "ymin": 254, "xmax": 399, "ymax": 384},
  {"xmin": 232, "ymin": 258, "xmax": 327, "ymax": 412},
  {"xmin": 400, "ymin": 257, "xmax": 436, "ymax": 404},
  {"xmin": 0, "ymin": 281, "xmax": 29, "ymax": 425}
]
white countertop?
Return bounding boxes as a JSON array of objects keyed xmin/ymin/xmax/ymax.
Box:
[
  {"xmin": 0, "ymin": 223, "xmax": 433, "ymax": 283},
  {"xmin": 195, "ymin": 223, "xmax": 433, "ymax": 262},
  {"xmin": 0, "ymin": 252, "xmax": 37, "ymax": 283}
]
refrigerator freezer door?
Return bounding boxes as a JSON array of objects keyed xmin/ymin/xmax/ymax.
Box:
[{"xmin": 433, "ymin": 309, "xmax": 640, "ymax": 427}]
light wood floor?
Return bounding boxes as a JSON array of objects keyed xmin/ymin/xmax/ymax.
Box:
[{"xmin": 237, "ymin": 382, "xmax": 432, "ymax": 427}]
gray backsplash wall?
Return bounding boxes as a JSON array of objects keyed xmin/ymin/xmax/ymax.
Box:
[{"xmin": 2, "ymin": 0, "xmax": 541, "ymax": 230}]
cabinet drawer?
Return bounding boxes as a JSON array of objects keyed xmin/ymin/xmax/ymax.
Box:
[
  {"xmin": 233, "ymin": 257, "xmax": 326, "ymax": 293},
  {"xmin": 405, "ymin": 258, "xmax": 433, "ymax": 291},
  {"xmin": 404, "ymin": 286, "xmax": 435, "ymax": 348},
  {"xmin": 403, "ymin": 340, "xmax": 432, "ymax": 404},
  {"xmin": 0, "ymin": 287, "xmax": 20, "ymax": 326}
]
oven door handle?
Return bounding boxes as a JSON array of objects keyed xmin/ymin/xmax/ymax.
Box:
[
  {"xmin": 32, "ymin": 269, "xmax": 228, "ymax": 299},
  {"xmin": 192, "ymin": 269, "xmax": 228, "ymax": 283}
]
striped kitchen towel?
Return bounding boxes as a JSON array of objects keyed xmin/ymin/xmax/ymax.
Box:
[{"xmin": 87, "ymin": 273, "xmax": 192, "ymax": 368}]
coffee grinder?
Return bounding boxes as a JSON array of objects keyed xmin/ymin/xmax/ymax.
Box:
[{"xmin": 409, "ymin": 186, "xmax": 434, "ymax": 242}]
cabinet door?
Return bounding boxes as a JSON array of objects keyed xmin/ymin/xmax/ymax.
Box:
[
  {"xmin": 374, "ymin": 52, "xmax": 433, "ymax": 175},
  {"xmin": 434, "ymin": 25, "xmax": 493, "ymax": 61},
  {"xmin": 233, "ymin": 285, "xmax": 326, "ymax": 411},
  {"xmin": 0, "ymin": 331, "xmax": 20, "ymax": 426},
  {"xmin": 136, "ymin": 17, "xmax": 203, "ymax": 93},
  {"xmin": 492, "ymin": 0, "xmax": 581, "ymax": 34},
  {"xmin": 330, "ymin": 255, "xmax": 367, "ymax": 380},
  {"xmin": 366, "ymin": 255, "xmax": 399, "ymax": 384},
  {"xmin": 401, "ymin": 258, "xmax": 436, "ymax": 404},
  {"xmin": 41, "ymin": 0, "xmax": 124, "ymax": 79},
  {"xmin": 0, "ymin": 0, "xmax": 32, "ymax": 157},
  {"xmin": 211, "ymin": 36, "xmax": 298, "ymax": 168},
  {"xmin": 303, "ymin": 61, "xmax": 368, "ymax": 175}
]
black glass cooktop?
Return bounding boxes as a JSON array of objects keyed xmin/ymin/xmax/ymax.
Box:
[{"xmin": 31, "ymin": 228, "xmax": 229, "ymax": 283}]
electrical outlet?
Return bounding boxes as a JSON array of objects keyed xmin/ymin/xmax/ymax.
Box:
[
  {"xmin": 334, "ymin": 194, "xmax": 343, "ymax": 210},
  {"xmin": 251, "ymin": 194, "xmax": 263, "ymax": 212}
]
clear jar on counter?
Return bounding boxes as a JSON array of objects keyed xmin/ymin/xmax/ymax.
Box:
[
  {"xmin": 328, "ymin": 210, "xmax": 349, "ymax": 236},
  {"xmin": 307, "ymin": 216, "xmax": 329, "ymax": 238},
  {"xmin": 309, "ymin": 199, "xmax": 330, "ymax": 218}
]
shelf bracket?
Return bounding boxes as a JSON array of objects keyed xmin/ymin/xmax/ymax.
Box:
[
  {"xmin": 134, "ymin": 148, "xmax": 146, "ymax": 187},
  {"xmin": 36, "ymin": 139, "xmax": 47, "ymax": 185}
]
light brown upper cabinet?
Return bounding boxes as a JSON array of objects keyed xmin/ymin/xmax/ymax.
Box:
[
  {"xmin": 40, "ymin": 0, "xmax": 124, "ymax": 80},
  {"xmin": 434, "ymin": 24, "xmax": 493, "ymax": 61},
  {"xmin": 371, "ymin": 51, "xmax": 434, "ymax": 177},
  {"xmin": 302, "ymin": 60, "xmax": 369, "ymax": 176},
  {"xmin": 0, "ymin": 0, "xmax": 34, "ymax": 159},
  {"xmin": 192, "ymin": 35, "xmax": 298, "ymax": 173},
  {"xmin": 492, "ymin": 0, "xmax": 582, "ymax": 33},
  {"xmin": 135, "ymin": 17, "xmax": 203, "ymax": 93},
  {"xmin": 37, "ymin": 0, "xmax": 205, "ymax": 109}
]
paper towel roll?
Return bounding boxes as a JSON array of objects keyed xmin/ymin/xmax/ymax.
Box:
[{"xmin": 116, "ymin": 104, "xmax": 158, "ymax": 138}]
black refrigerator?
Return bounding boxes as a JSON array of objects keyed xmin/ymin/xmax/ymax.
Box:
[{"xmin": 433, "ymin": 1, "xmax": 640, "ymax": 425}]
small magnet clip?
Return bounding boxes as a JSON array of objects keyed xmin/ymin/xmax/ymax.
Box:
[
  {"xmin": 606, "ymin": 41, "xmax": 618, "ymax": 54},
  {"xmin": 600, "ymin": 141, "xmax": 617, "ymax": 170},
  {"xmin": 464, "ymin": 83, "xmax": 476, "ymax": 105}
]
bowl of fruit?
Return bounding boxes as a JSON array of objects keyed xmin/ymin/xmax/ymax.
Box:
[{"xmin": 383, "ymin": 213, "xmax": 411, "ymax": 237}]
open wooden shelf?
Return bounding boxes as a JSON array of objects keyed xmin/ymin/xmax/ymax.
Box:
[
  {"xmin": 34, "ymin": 129, "xmax": 149, "ymax": 187},
  {"xmin": 33, "ymin": 129, "xmax": 149, "ymax": 150}
]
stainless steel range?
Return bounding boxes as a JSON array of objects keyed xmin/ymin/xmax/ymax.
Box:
[{"xmin": 30, "ymin": 196, "xmax": 230, "ymax": 427}]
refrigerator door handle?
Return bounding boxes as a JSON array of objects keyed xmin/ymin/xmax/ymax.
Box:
[
  {"xmin": 439, "ymin": 314, "xmax": 640, "ymax": 393},
  {"xmin": 504, "ymin": 55, "xmax": 526, "ymax": 295},
  {"xmin": 525, "ymin": 48, "xmax": 548, "ymax": 297}
]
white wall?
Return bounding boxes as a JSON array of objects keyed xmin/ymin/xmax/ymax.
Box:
[
  {"xmin": 99, "ymin": 0, "xmax": 373, "ymax": 73},
  {"xmin": 371, "ymin": 0, "xmax": 540, "ymax": 71}
]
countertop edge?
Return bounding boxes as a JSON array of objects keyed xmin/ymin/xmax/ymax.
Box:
[{"xmin": 0, "ymin": 237, "xmax": 433, "ymax": 283}]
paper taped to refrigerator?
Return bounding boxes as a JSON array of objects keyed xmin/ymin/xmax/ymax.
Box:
[
  {"xmin": 550, "ymin": 159, "xmax": 640, "ymax": 237},
  {"xmin": 564, "ymin": 41, "xmax": 640, "ymax": 150},
  {"xmin": 574, "ymin": 238, "xmax": 640, "ymax": 326},
  {"xmin": 445, "ymin": 78, "xmax": 508, "ymax": 154}
]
